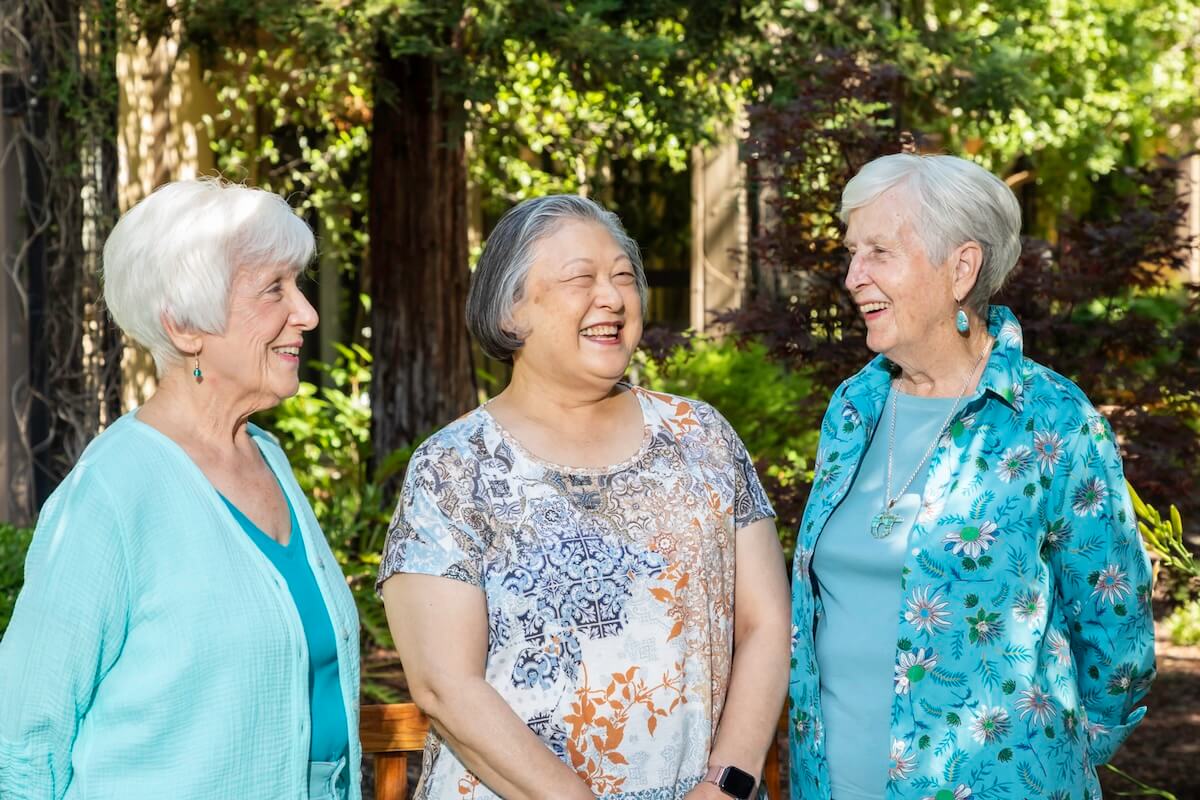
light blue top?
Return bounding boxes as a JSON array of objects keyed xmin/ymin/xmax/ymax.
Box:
[
  {"xmin": 813, "ymin": 389, "xmax": 958, "ymax": 799},
  {"xmin": 0, "ymin": 411, "xmax": 363, "ymax": 800},
  {"xmin": 220, "ymin": 480, "xmax": 349, "ymax": 764}
]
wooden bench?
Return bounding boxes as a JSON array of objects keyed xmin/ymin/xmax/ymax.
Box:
[{"xmin": 361, "ymin": 703, "xmax": 785, "ymax": 799}]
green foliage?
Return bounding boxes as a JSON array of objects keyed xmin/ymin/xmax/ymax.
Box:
[
  {"xmin": 255, "ymin": 344, "xmax": 415, "ymax": 693},
  {"xmin": 1130, "ymin": 483, "xmax": 1196, "ymax": 582},
  {"xmin": 1165, "ymin": 599, "xmax": 1200, "ymax": 647},
  {"xmin": 0, "ymin": 524, "xmax": 34, "ymax": 637},
  {"xmin": 634, "ymin": 336, "xmax": 822, "ymax": 554}
]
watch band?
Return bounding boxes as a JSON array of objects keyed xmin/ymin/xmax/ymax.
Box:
[{"xmin": 703, "ymin": 764, "xmax": 756, "ymax": 799}]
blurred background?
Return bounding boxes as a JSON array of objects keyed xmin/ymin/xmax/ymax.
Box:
[{"xmin": 1, "ymin": 1, "xmax": 1198, "ymax": 795}]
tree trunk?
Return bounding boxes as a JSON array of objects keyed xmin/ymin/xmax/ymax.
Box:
[{"xmin": 368, "ymin": 45, "xmax": 475, "ymax": 469}]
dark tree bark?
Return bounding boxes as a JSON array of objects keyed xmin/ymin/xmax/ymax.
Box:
[{"xmin": 368, "ymin": 44, "xmax": 475, "ymax": 468}]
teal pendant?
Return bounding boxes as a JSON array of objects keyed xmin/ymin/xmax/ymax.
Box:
[
  {"xmin": 955, "ymin": 308, "xmax": 970, "ymax": 335},
  {"xmin": 193, "ymin": 367, "xmax": 202, "ymax": 380}
]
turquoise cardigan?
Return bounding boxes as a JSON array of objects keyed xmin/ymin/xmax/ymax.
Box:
[{"xmin": 0, "ymin": 412, "xmax": 362, "ymax": 799}]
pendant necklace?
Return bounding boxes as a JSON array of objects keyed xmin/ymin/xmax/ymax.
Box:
[{"xmin": 869, "ymin": 336, "xmax": 992, "ymax": 540}]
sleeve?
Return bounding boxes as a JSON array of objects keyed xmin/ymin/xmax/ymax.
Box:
[
  {"xmin": 376, "ymin": 440, "xmax": 489, "ymax": 591},
  {"xmin": 708, "ymin": 404, "xmax": 775, "ymax": 530},
  {"xmin": 0, "ymin": 470, "xmax": 131, "ymax": 800},
  {"xmin": 1046, "ymin": 410, "xmax": 1155, "ymax": 766}
]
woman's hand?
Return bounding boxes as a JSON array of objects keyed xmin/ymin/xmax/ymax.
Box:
[{"xmin": 381, "ymin": 573, "xmax": 594, "ymax": 800}]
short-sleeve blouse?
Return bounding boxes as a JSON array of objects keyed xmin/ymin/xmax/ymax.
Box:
[{"xmin": 378, "ymin": 386, "xmax": 774, "ymax": 799}]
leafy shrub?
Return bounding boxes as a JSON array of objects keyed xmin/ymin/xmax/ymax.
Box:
[
  {"xmin": 0, "ymin": 523, "xmax": 34, "ymax": 637},
  {"xmin": 256, "ymin": 343, "xmax": 415, "ymax": 702},
  {"xmin": 634, "ymin": 336, "xmax": 822, "ymax": 555},
  {"xmin": 1165, "ymin": 600, "xmax": 1200, "ymax": 647}
]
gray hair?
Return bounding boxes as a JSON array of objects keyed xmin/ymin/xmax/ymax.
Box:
[
  {"xmin": 467, "ymin": 194, "xmax": 647, "ymax": 363},
  {"xmin": 102, "ymin": 178, "xmax": 315, "ymax": 375},
  {"xmin": 840, "ymin": 154, "xmax": 1022, "ymax": 317}
]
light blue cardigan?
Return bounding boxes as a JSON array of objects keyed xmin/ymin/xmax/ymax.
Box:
[{"xmin": 0, "ymin": 412, "xmax": 362, "ymax": 799}]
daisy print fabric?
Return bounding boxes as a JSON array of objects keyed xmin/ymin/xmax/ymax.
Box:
[
  {"xmin": 788, "ymin": 307, "xmax": 1156, "ymax": 800},
  {"xmin": 379, "ymin": 386, "xmax": 774, "ymax": 799}
]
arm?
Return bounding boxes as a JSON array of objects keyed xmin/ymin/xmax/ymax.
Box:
[
  {"xmin": 0, "ymin": 474, "xmax": 130, "ymax": 800},
  {"xmin": 1048, "ymin": 412, "xmax": 1155, "ymax": 765},
  {"xmin": 687, "ymin": 517, "xmax": 791, "ymax": 799},
  {"xmin": 381, "ymin": 574, "xmax": 593, "ymax": 800}
]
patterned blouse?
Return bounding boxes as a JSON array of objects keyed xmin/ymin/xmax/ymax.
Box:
[
  {"xmin": 379, "ymin": 386, "xmax": 774, "ymax": 799},
  {"xmin": 788, "ymin": 306, "xmax": 1156, "ymax": 800}
]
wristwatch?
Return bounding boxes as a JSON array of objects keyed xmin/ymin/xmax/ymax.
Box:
[{"xmin": 703, "ymin": 764, "xmax": 757, "ymax": 799}]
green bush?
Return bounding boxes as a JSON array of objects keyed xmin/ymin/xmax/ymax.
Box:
[
  {"xmin": 1165, "ymin": 599, "xmax": 1200, "ymax": 646},
  {"xmin": 0, "ymin": 523, "xmax": 34, "ymax": 637},
  {"xmin": 634, "ymin": 336, "xmax": 824, "ymax": 556},
  {"xmin": 256, "ymin": 343, "xmax": 416, "ymax": 703}
]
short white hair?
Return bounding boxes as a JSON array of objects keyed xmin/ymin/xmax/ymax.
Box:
[
  {"xmin": 840, "ymin": 154, "xmax": 1022, "ymax": 316},
  {"xmin": 103, "ymin": 179, "xmax": 315, "ymax": 375}
]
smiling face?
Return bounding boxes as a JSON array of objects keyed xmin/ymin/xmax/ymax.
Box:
[
  {"xmin": 194, "ymin": 263, "xmax": 318, "ymax": 410},
  {"xmin": 509, "ymin": 219, "xmax": 643, "ymax": 393},
  {"xmin": 844, "ymin": 186, "xmax": 961, "ymax": 363}
]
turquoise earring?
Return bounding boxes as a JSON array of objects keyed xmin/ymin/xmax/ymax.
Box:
[
  {"xmin": 955, "ymin": 303, "xmax": 970, "ymax": 335},
  {"xmin": 193, "ymin": 354, "xmax": 203, "ymax": 382}
]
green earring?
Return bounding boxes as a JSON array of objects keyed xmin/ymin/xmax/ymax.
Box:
[
  {"xmin": 955, "ymin": 304, "xmax": 970, "ymax": 335},
  {"xmin": 193, "ymin": 354, "xmax": 203, "ymax": 382}
]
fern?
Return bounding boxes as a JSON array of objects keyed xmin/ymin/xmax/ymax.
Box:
[
  {"xmin": 918, "ymin": 551, "xmax": 946, "ymax": 578},
  {"xmin": 975, "ymin": 656, "xmax": 1001, "ymax": 691},
  {"xmin": 1018, "ymin": 762, "xmax": 1045, "ymax": 795},
  {"xmin": 930, "ymin": 668, "xmax": 968, "ymax": 687},
  {"xmin": 991, "ymin": 582, "xmax": 1010, "ymax": 607},
  {"xmin": 943, "ymin": 748, "xmax": 968, "ymax": 783},
  {"xmin": 971, "ymin": 490, "xmax": 996, "ymax": 519},
  {"xmin": 1002, "ymin": 644, "xmax": 1032, "ymax": 665}
]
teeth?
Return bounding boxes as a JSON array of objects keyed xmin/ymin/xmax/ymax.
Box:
[
  {"xmin": 273, "ymin": 347, "xmax": 300, "ymax": 356},
  {"xmin": 860, "ymin": 302, "xmax": 890, "ymax": 313},
  {"xmin": 581, "ymin": 325, "xmax": 619, "ymax": 337}
]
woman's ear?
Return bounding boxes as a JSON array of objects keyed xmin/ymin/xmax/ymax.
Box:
[
  {"xmin": 161, "ymin": 311, "xmax": 204, "ymax": 358},
  {"xmin": 951, "ymin": 241, "xmax": 984, "ymax": 302}
]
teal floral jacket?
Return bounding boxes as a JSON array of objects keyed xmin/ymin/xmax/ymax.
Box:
[{"xmin": 788, "ymin": 307, "xmax": 1155, "ymax": 800}]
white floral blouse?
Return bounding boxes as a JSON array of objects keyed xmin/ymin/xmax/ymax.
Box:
[{"xmin": 379, "ymin": 386, "xmax": 774, "ymax": 799}]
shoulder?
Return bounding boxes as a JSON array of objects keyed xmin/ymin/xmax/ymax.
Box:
[
  {"xmin": 404, "ymin": 406, "xmax": 495, "ymax": 478},
  {"xmin": 1020, "ymin": 357, "xmax": 1109, "ymax": 433},
  {"xmin": 632, "ymin": 385, "xmax": 730, "ymax": 433}
]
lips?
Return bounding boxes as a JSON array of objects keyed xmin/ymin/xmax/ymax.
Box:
[
  {"xmin": 580, "ymin": 322, "xmax": 623, "ymax": 340},
  {"xmin": 859, "ymin": 301, "xmax": 890, "ymax": 317},
  {"xmin": 271, "ymin": 343, "xmax": 302, "ymax": 359}
]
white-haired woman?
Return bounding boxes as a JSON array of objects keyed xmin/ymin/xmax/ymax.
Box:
[
  {"xmin": 378, "ymin": 195, "xmax": 791, "ymax": 799},
  {"xmin": 787, "ymin": 154, "xmax": 1156, "ymax": 800},
  {"xmin": 0, "ymin": 180, "xmax": 361, "ymax": 800}
]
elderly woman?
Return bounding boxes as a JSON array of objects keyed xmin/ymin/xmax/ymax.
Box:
[
  {"xmin": 787, "ymin": 153, "xmax": 1156, "ymax": 800},
  {"xmin": 0, "ymin": 180, "xmax": 360, "ymax": 800},
  {"xmin": 379, "ymin": 194, "xmax": 790, "ymax": 799}
]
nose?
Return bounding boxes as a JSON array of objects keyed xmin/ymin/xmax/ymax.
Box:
[
  {"xmin": 844, "ymin": 251, "xmax": 869, "ymax": 293},
  {"xmin": 594, "ymin": 275, "xmax": 625, "ymax": 311},
  {"xmin": 290, "ymin": 285, "xmax": 319, "ymax": 331}
]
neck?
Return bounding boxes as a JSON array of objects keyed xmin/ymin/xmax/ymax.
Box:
[
  {"xmin": 138, "ymin": 368, "xmax": 262, "ymax": 451},
  {"xmin": 891, "ymin": 326, "xmax": 992, "ymax": 398},
  {"xmin": 495, "ymin": 363, "xmax": 624, "ymax": 428}
]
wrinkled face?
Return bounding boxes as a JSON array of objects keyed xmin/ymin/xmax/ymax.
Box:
[
  {"xmin": 510, "ymin": 219, "xmax": 643, "ymax": 390},
  {"xmin": 843, "ymin": 186, "xmax": 958, "ymax": 361},
  {"xmin": 197, "ymin": 263, "xmax": 318, "ymax": 408}
]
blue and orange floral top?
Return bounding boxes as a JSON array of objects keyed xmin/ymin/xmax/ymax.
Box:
[
  {"xmin": 788, "ymin": 306, "xmax": 1156, "ymax": 800},
  {"xmin": 379, "ymin": 386, "xmax": 774, "ymax": 799}
]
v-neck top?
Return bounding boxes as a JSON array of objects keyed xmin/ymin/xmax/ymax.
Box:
[{"xmin": 220, "ymin": 486, "xmax": 349, "ymax": 764}]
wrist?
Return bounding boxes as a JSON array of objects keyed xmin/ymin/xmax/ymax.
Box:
[{"xmin": 703, "ymin": 763, "xmax": 757, "ymax": 799}]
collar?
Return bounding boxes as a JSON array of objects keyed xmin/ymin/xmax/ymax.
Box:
[{"xmin": 839, "ymin": 305, "xmax": 1027, "ymax": 428}]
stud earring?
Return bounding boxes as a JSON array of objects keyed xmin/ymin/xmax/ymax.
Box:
[
  {"xmin": 955, "ymin": 301, "xmax": 970, "ymax": 335},
  {"xmin": 193, "ymin": 353, "xmax": 203, "ymax": 382}
]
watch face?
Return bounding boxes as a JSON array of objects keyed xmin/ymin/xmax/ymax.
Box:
[{"xmin": 719, "ymin": 766, "xmax": 756, "ymax": 799}]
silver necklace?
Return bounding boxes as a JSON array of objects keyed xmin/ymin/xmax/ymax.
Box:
[{"xmin": 869, "ymin": 337, "xmax": 992, "ymax": 540}]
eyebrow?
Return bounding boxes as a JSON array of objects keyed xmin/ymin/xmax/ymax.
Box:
[{"xmin": 558, "ymin": 254, "xmax": 631, "ymax": 270}]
